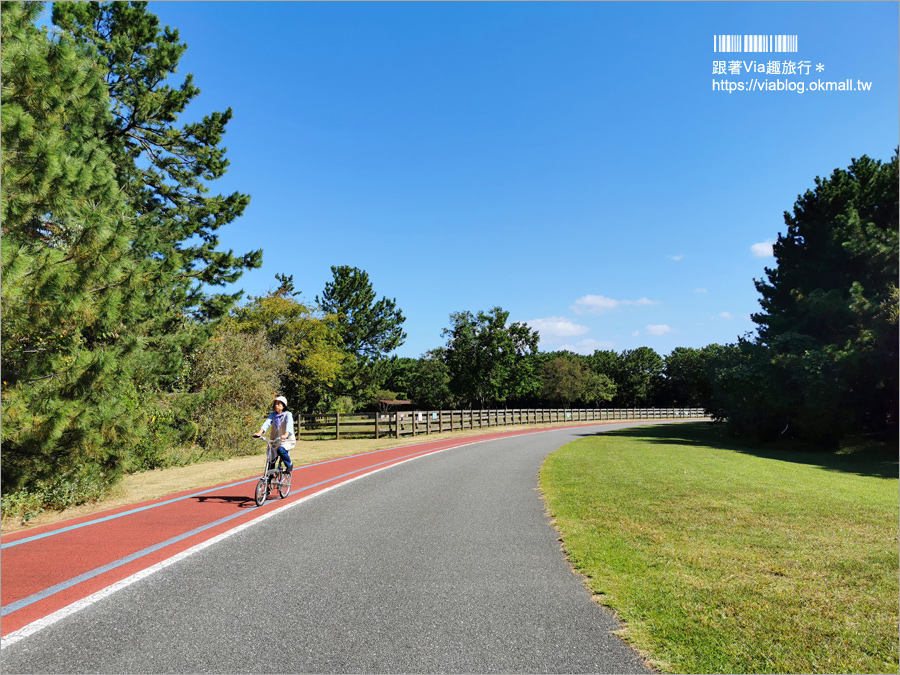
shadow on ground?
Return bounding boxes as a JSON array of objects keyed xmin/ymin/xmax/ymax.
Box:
[
  {"xmin": 575, "ymin": 421, "xmax": 898, "ymax": 480},
  {"xmin": 196, "ymin": 495, "xmax": 258, "ymax": 508}
]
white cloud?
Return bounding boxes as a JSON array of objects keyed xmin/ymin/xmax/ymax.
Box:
[
  {"xmin": 559, "ymin": 338, "xmax": 616, "ymax": 355},
  {"xmin": 632, "ymin": 330, "xmax": 641, "ymax": 337},
  {"xmin": 646, "ymin": 324, "xmax": 673, "ymax": 336},
  {"xmin": 751, "ymin": 241, "xmax": 774, "ymax": 258},
  {"xmin": 694, "ymin": 288, "xmax": 707, "ymax": 294},
  {"xmin": 718, "ymin": 311, "xmax": 733, "ymax": 320},
  {"xmin": 571, "ymin": 295, "xmax": 620, "ymax": 314},
  {"xmin": 668, "ymin": 254, "xmax": 685, "ymax": 261},
  {"xmin": 526, "ymin": 317, "xmax": 589, "ymax": 338},
  {"xmin": 571, "ymin": 294, "xmax": 659, "ymax": 315}
]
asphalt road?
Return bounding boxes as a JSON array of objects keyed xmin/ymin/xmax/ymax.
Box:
[{"xmin": 1, "ymin": 424, "xmax": 653, "ymax": 674}]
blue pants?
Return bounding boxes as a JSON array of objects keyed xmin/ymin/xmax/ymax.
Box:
[{"xmin": 267, "ymin": 445, "xmax": 293, "ymax": 473}]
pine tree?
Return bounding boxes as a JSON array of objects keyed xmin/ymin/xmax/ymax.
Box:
[
  {"xmin": 51, "ymin": 1, "xmax": 262, "ymax": 327},
  {"xmin": 2, "ymin": 1, "xmax": 261, "ymax": 500},
  {"xmin": 316, "ymin": 266, "xmax": 407, "ymax": 402},
  {"xmin": 1, "ymin": 1, "xmax": 157, "ymax": 493},
  {"xmin": 750, "ymin": 152, "xmax": 898, "ymax": 441}
]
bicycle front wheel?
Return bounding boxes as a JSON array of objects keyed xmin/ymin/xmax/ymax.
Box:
[
  {"xmin": 254, "ymin": 478, "xmax": 267, "ymax": 507},
  {"xmin": 278, "ymin": 472, "xmax": 292, "ymax": 499}
]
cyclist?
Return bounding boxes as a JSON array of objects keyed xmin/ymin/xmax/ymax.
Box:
[{"xmin": 253, "ymin": 395, "xmax": 295, "ymax": 476}]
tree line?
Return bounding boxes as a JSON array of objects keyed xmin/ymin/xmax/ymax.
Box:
[{"xmin": 2, "ymin": 2, "xmax": 896, "ymax": 518}]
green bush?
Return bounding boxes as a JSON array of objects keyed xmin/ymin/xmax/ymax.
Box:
[
  {"xmin": 186, "ymin": 325, "xmax": 286, "ymax": 458},
  {"xmin": 122, "ymin": 392, "xmax": 199, "ymax": 472},
  {"xmin": 0, "ymin": 489, "xmax": 46, "ymax": 523},
  {"xmin": 1, "ymin": 465, "xmax": 113, "ymax": 523}
]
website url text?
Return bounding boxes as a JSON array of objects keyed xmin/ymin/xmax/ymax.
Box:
[{"xmin": 712, "ymin": 78, "xmax": 872, "ymax": 94}]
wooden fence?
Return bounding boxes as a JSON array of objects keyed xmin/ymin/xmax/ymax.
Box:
[{"xmin": 295, "ymin": 408, "xmax": 707, "ymax": 440}]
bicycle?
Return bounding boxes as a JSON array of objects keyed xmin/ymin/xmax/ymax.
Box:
[{"xmin": 253, "ymin": 436, "xmax": 293, "ymax": 507}]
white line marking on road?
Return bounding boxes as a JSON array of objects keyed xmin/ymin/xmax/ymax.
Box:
[
  {"xmin": 3, "ymin": 421, "xmax": 679, "ymax": 649},
  {"xmin": 0, "ymin": 439, "xmax": 479, "ymax": 649}
]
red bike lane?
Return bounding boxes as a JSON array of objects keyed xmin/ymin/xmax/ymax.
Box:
[{"xmin": 1, "ymin": 425, "xmax": 585, "ymax": 643}]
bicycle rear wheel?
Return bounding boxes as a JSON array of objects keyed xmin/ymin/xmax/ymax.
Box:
[
  {"xmin": 278, "ymin": 471, "xmax": 292, "ymax": 499},
  {"xmin": 254, "ymin": 478, "xmax": 267, "ymax": 506}
]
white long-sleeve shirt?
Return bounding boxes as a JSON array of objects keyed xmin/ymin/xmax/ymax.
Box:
[{"xmin": 258, "ymin": 411, "xmax": 296, "ymax": 451}]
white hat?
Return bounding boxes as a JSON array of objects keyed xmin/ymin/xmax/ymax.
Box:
[{"xmin": 273, "ymin": 396, "xmax": 288, "ymax": 407}]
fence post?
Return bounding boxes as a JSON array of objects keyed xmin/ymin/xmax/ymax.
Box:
[
  {"xmin": 336, "ymin": 412, "xmax": 340, "ymax": 440},
  {"xmin": 395, "ymin": 412, "xmax": 400, "ymax": 439}
]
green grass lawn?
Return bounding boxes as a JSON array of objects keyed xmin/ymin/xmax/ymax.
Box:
[{"xmin": 539, "ymin": 422, "xmax": 899, "ymax": 674}]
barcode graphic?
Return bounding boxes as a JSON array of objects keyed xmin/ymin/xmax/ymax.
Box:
[{"xmin": 713, "ymin": 35, "xmax": 798, "ymax": 53}]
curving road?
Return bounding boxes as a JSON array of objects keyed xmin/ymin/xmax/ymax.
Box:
[{"xmin": 1, "ymin": 423, "xmax": 658, "ymax": 674}]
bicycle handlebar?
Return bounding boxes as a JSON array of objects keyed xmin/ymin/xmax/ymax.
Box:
[{"xmin": 253, "ymin": 435, "xmax": 290, "ymax": 444}]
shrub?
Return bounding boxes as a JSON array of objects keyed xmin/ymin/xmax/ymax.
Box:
[
  {"xmin": 186, "ymin": 326, "xmax": 287, "ymax": 458},
  {"xmin": 1, "ymin": 465, "xmax": 113, "ymax": 523}
]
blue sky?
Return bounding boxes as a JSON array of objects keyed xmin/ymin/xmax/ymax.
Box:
[{"xmin": 137, "ymin": 2, "xmax": 897, "ymax": 359}]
